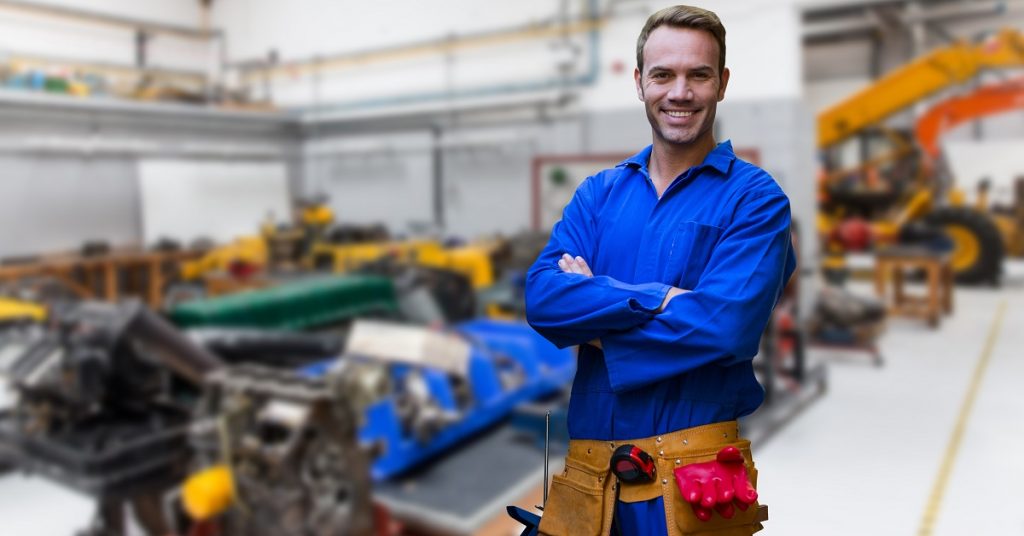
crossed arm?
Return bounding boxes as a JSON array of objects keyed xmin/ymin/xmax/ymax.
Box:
[
  {"xmin": 556, "ymin": 253, "xmax": 688, "ymax": 349},
  {"xmin": 525, "ymin": 183, "xmax": 795, "ymax": 393}
]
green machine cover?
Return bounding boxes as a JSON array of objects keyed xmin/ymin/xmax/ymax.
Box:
[{"xmin": 170, "ymin": 275, "xmax": 398, "ymax": 330}]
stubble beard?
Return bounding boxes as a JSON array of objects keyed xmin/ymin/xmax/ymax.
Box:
[{"xmin": 646, "ymin": 105, "xmax": 713, "ymax": 149}]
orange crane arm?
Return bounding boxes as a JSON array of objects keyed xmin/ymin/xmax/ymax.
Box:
[
  {"xmin": 818, "ymin": 29, "xmax": 1024, "ymax": 149},
  {"xmin": 914, "ymin": 76, "xmax": 1024, "ymax": 159}
]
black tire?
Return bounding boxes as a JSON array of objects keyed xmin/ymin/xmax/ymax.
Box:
[{"xmin": 923, "ymin": 206, "xmax": 1004, "ymax": 285}]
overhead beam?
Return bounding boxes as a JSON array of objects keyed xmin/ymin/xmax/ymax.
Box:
[
  {"xmin": 804, "ymin": 0, "xmax": 1008, "ymax": 43},
  {"xmin": 0, "ymin": 0, "xmax": 220, "ymax": 40}
]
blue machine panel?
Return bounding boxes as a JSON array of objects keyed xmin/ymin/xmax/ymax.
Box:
[{"xmin": 302, "ymin": 319, "xmax": 574, "ymax": 480}]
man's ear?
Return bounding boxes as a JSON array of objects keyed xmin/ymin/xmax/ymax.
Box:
[
  {"xmin": 634, "ymin": 67, "xmax": 644, "ymax": 101},
  {"xmin": 717, "ymin": 67, "xmax": 730, "ymax": 101}
]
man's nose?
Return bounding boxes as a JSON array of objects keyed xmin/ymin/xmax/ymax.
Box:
[{"xmin": 667, "ymin": 77, "xmax": 694, "ymax": 101}]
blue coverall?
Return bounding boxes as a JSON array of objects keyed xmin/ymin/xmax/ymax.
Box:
[{"xmin": 525, "ymin": 141, "xmax": 797, "ymax": 534}]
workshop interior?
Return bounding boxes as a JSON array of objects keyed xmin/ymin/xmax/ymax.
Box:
[{"xmin": 0, "ymin": 1, "xmax": 1023, "ymax": 535}]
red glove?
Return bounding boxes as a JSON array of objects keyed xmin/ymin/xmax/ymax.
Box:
[{"xmin": 673, "ymin": 446, "xmax": 758, "ymax": 522}]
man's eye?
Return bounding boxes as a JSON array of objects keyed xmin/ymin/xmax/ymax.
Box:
[{"xmin": 651, "ymin": 72, "xmax": 669, "ymax": 80}]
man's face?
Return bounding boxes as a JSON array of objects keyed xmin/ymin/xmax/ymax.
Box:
[{"xmin": 635, "ymin": 26, "xmax": 730, "ymax": 149}]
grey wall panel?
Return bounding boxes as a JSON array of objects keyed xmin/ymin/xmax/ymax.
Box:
[
  {"xmin": 0, "ymin": 96, "xmax": 298, "ymax": 259},
  {"xmin": 306, "ymin": 148, "xmax": 434, "ymax": 234},
  {"xmin": 583, "ymin": 108, "xmax": 650, "ymax": 154},
  {"xmin": 442, "ymin": 143, "xmax": 534, "ymax": 238},
  {"xmin": 0, "ymin": 156, "xmax": 139, "ymax": 258}
]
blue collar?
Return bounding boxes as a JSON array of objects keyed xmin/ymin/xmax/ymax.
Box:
[{"xmin": 619, "ymin": 140, "xmax": 736, "ymax": 177}]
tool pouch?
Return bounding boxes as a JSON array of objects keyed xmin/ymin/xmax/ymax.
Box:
[
  {"xmin": 661, "ymin": 439, "xmax": 762, "ymax": 535},
  {"xmin": 538, "ymin": 448, "xmax": 616, "ymax": 536},
  {"xmin": 538, "ymin": 421, "xmax": 763, "ymax": 536}
]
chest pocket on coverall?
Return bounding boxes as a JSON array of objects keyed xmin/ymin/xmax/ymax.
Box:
[{"xmin": 668, "ymin": 221, "xmax": 722, "ymax": 290}]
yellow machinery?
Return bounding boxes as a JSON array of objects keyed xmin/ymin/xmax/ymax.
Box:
[
  {"xmin": 819, "ymin": 29, "xmax": 1024, "ymax": 147},
  {"xmin": 181, "ymin": 464, "xmax": 235, "ymax": 521},
  {"xmin": 298, "ymin": 198, "xmax": 334, "ymax": 230},
  {"xmin": 183, "ymin": 231, "xmax": 499, "ymax": 291},
  {"xmin": 180, "ymin": 197, "xmax": 336, "ymax": 285},
  {"xmin": 817, "ymin": 29, "xmax": 1024, "ymax": 284},
  {"xmin": 180, "ymin": 236, "xmax": 269, "ymax": 282},
  {"xmin": 0, "ymin": 297, "xmax": 46, "ymax": 322},
  {"xmin": 309, "ymin": 239, "xmax": 498, "ymax": 289},
  {"xmin": 178, "ymin": 197, "xmax": 505, "ymax": 319}
]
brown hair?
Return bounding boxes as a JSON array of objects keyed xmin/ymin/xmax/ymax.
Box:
[{"xmin": 636, "ymin": 5, "xmax": 726, "ymax": 76}]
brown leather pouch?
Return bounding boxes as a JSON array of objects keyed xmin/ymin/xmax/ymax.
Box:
[
  {"xmin": 539, "ymin": 421, "xmax": 765, "ymax": 536},
  {"xmin": 537, "ymin": 455, "xmax": 613, "ymax": 536},
  {"xmin": 662, "ymin": 441, "xmax": 762, "ymax": 535}
]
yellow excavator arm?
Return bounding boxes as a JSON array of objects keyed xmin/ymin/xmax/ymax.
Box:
[{"xmin": 818, "ymin": 29, "xmax": 1024, "ymax": 148}]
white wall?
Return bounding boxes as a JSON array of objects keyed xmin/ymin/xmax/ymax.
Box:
[
  {"xmin": 213, "ymin": 0, "xmax": 805, "ymax": 112},
  {"xmin": 0, "ymin": 0, "xmax": 208, "ymax": 73},
  {"xmin": 584, "ymin": 0, "xmax": 804, "ymax": 111},
  {"xmin": 945, "ymin": 137, "xmax": 1024, "ymax": 206},
  {"xmin": 303, "ymin": 131, "xmax": 435, "ymax": 232},
  {"xmin": 138, "ymin": 160, "xmax": 291, "ymax": 245},
  {"xmin": 213, "ymin": 0, "xmax": 588, "ymax": 109}
]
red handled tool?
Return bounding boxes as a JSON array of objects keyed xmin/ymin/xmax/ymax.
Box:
[{"xmin": 610, "ymin": 444, "xmax": 656, "ymax": 484}]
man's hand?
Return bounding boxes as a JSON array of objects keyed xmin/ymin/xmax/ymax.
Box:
[
  {"xmin": 558, "ymin": 253, "xmax": 593, "ymax": 277},
  {"xmin": 673, "ymin": 446, "xmax": 758, "ymax": 522},
  {"xmin": 558, "ymin": 252, "xmax": 688, "ymax": 348}
]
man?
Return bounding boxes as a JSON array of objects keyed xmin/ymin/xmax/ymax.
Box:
[{"xmin": 524, "ymin": 5, "xmax": 796, "ymax": 536}]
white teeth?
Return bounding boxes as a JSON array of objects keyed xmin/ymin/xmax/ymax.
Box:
[{"xmin": 665, "ymin": 111, "xmax": 694, "ymax": 118}]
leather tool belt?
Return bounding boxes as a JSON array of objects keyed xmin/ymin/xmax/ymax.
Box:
[{"xmin": 537, "ymin": 420, "xmax": 765, "ymax": 536}]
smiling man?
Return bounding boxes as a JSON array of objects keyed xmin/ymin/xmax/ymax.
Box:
[{"xmin": 525, "ymin": 5, "xmax": 796, "ymax": 536}]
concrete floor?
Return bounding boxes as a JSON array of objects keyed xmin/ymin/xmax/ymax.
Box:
[
  {"xmin": 1, "ymin": 265, "xmax": 1023, "ymax": 535},
  {"xmin": 757, "ymin": 265, "xmax": 1024, "ymax": 536}
]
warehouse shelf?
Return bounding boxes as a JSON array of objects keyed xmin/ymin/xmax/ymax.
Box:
[{"xmin": 0, "ymin": 88, "xmax": 287, "ymax": 123}]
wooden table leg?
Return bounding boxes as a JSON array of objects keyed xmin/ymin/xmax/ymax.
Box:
[
  {"xmin": 103, "ymin": 261, "xmax": 117, "ymax": 302},
  {"xmin": 893, "ymin": 265, "xmax": 904, "ymax": 308},
  {"xmin": 51, "ymin": 270, "xmax": 94, "ymax": 299},
  {"xmin": 942, "ymin": 261, "xmax": 954, "ymax": 314},
  {"xmin": 148, "ymin": 260, "xmax": 162, "ymax": 309},
  {"xmin": 927, "ymin": 263, "xmax": 940, "ymax": 328},
  {"xmin": 874, "ymin": 259, "xmax": 887, "ymax": 301}
]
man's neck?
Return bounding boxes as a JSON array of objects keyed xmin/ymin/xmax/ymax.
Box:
[{"xmin": 648, "ymin": 135, "xmax": 717, "ymax": 197}]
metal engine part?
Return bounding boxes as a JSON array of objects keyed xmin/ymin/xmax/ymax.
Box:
[
  {"xmin": 393, "ymin": 369, "xmax": 461, "ymax": 444},
  {"xmin": 187, "ymin": 328, "xmax": 344, "ymax": 368},
  {"xmin": 356, "ymin": 257, "xmax": 476, "ymax": 324},
  {"xmin": 0, "ymin": 301, "xmax": 220, "ymax": 429},
  {"xmin": 189, "ymin": 364, "xmax": 374, "ymax": 536},
  {"xmin": 0, "ymin": 300, "xmax": 224, "ymax": 535}
]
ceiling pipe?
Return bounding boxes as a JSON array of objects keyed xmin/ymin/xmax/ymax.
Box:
[
  {"xmin": 803, "ymin": 0, "xmax": 1007, "ymax": 42},
  {"xmin": 294, "ymin": 0, "xmax": 603, "ymax": 123},
  {"xmin": 0, "ymin": 0, "xmax": 220, "ymax": 40},
  {"xmin": 234, "ymin": 13, "xmax": 605, "ymax": 84}
]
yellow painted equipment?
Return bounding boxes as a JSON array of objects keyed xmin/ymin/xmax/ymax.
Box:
[
  {"xmin": 181, "ymin": 464, "xmax": 236, "ymax": 521},
  {"xmin": 0, "ymin": 297, "xmax": 46, "ymax": 322},
  {"xmin": 819, "ymin": 29, "xmax": 1024, "ymax": 148},
  {"xmin": 817, "ymin": 29, "xmax": 1024, "ymax": 284},
  {"xmin": 177, "ymin": 196, "xmax": 508, "ymax": 317},
  {"xmin": 311, "ymin": 239, "xmax": 499, "ymax": 289},
  {"xmin": 299, "ymin": 203, "xmax": 334, "ymax": 228},
  {"xmin": 180, "ymin": 236, "xmax": 268, "ymax": 282}
]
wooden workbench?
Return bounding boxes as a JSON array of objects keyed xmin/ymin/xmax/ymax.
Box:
[{"xmin": 0, "ymin": 247, "xmax": 204, "ymax": 309}]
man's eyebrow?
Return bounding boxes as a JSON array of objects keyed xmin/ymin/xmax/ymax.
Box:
[
  {"xmin": 646, "ymin": 64, "xmax": 716, "ymax": 74},
  {"xmin": 646, "ymin": 66, "xmax": 673, "ymax": 74}
]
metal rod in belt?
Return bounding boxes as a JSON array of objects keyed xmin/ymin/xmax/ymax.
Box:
[{"xmin": 543, "ymin": 410, "xmax": 550, "ymax": 509}]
